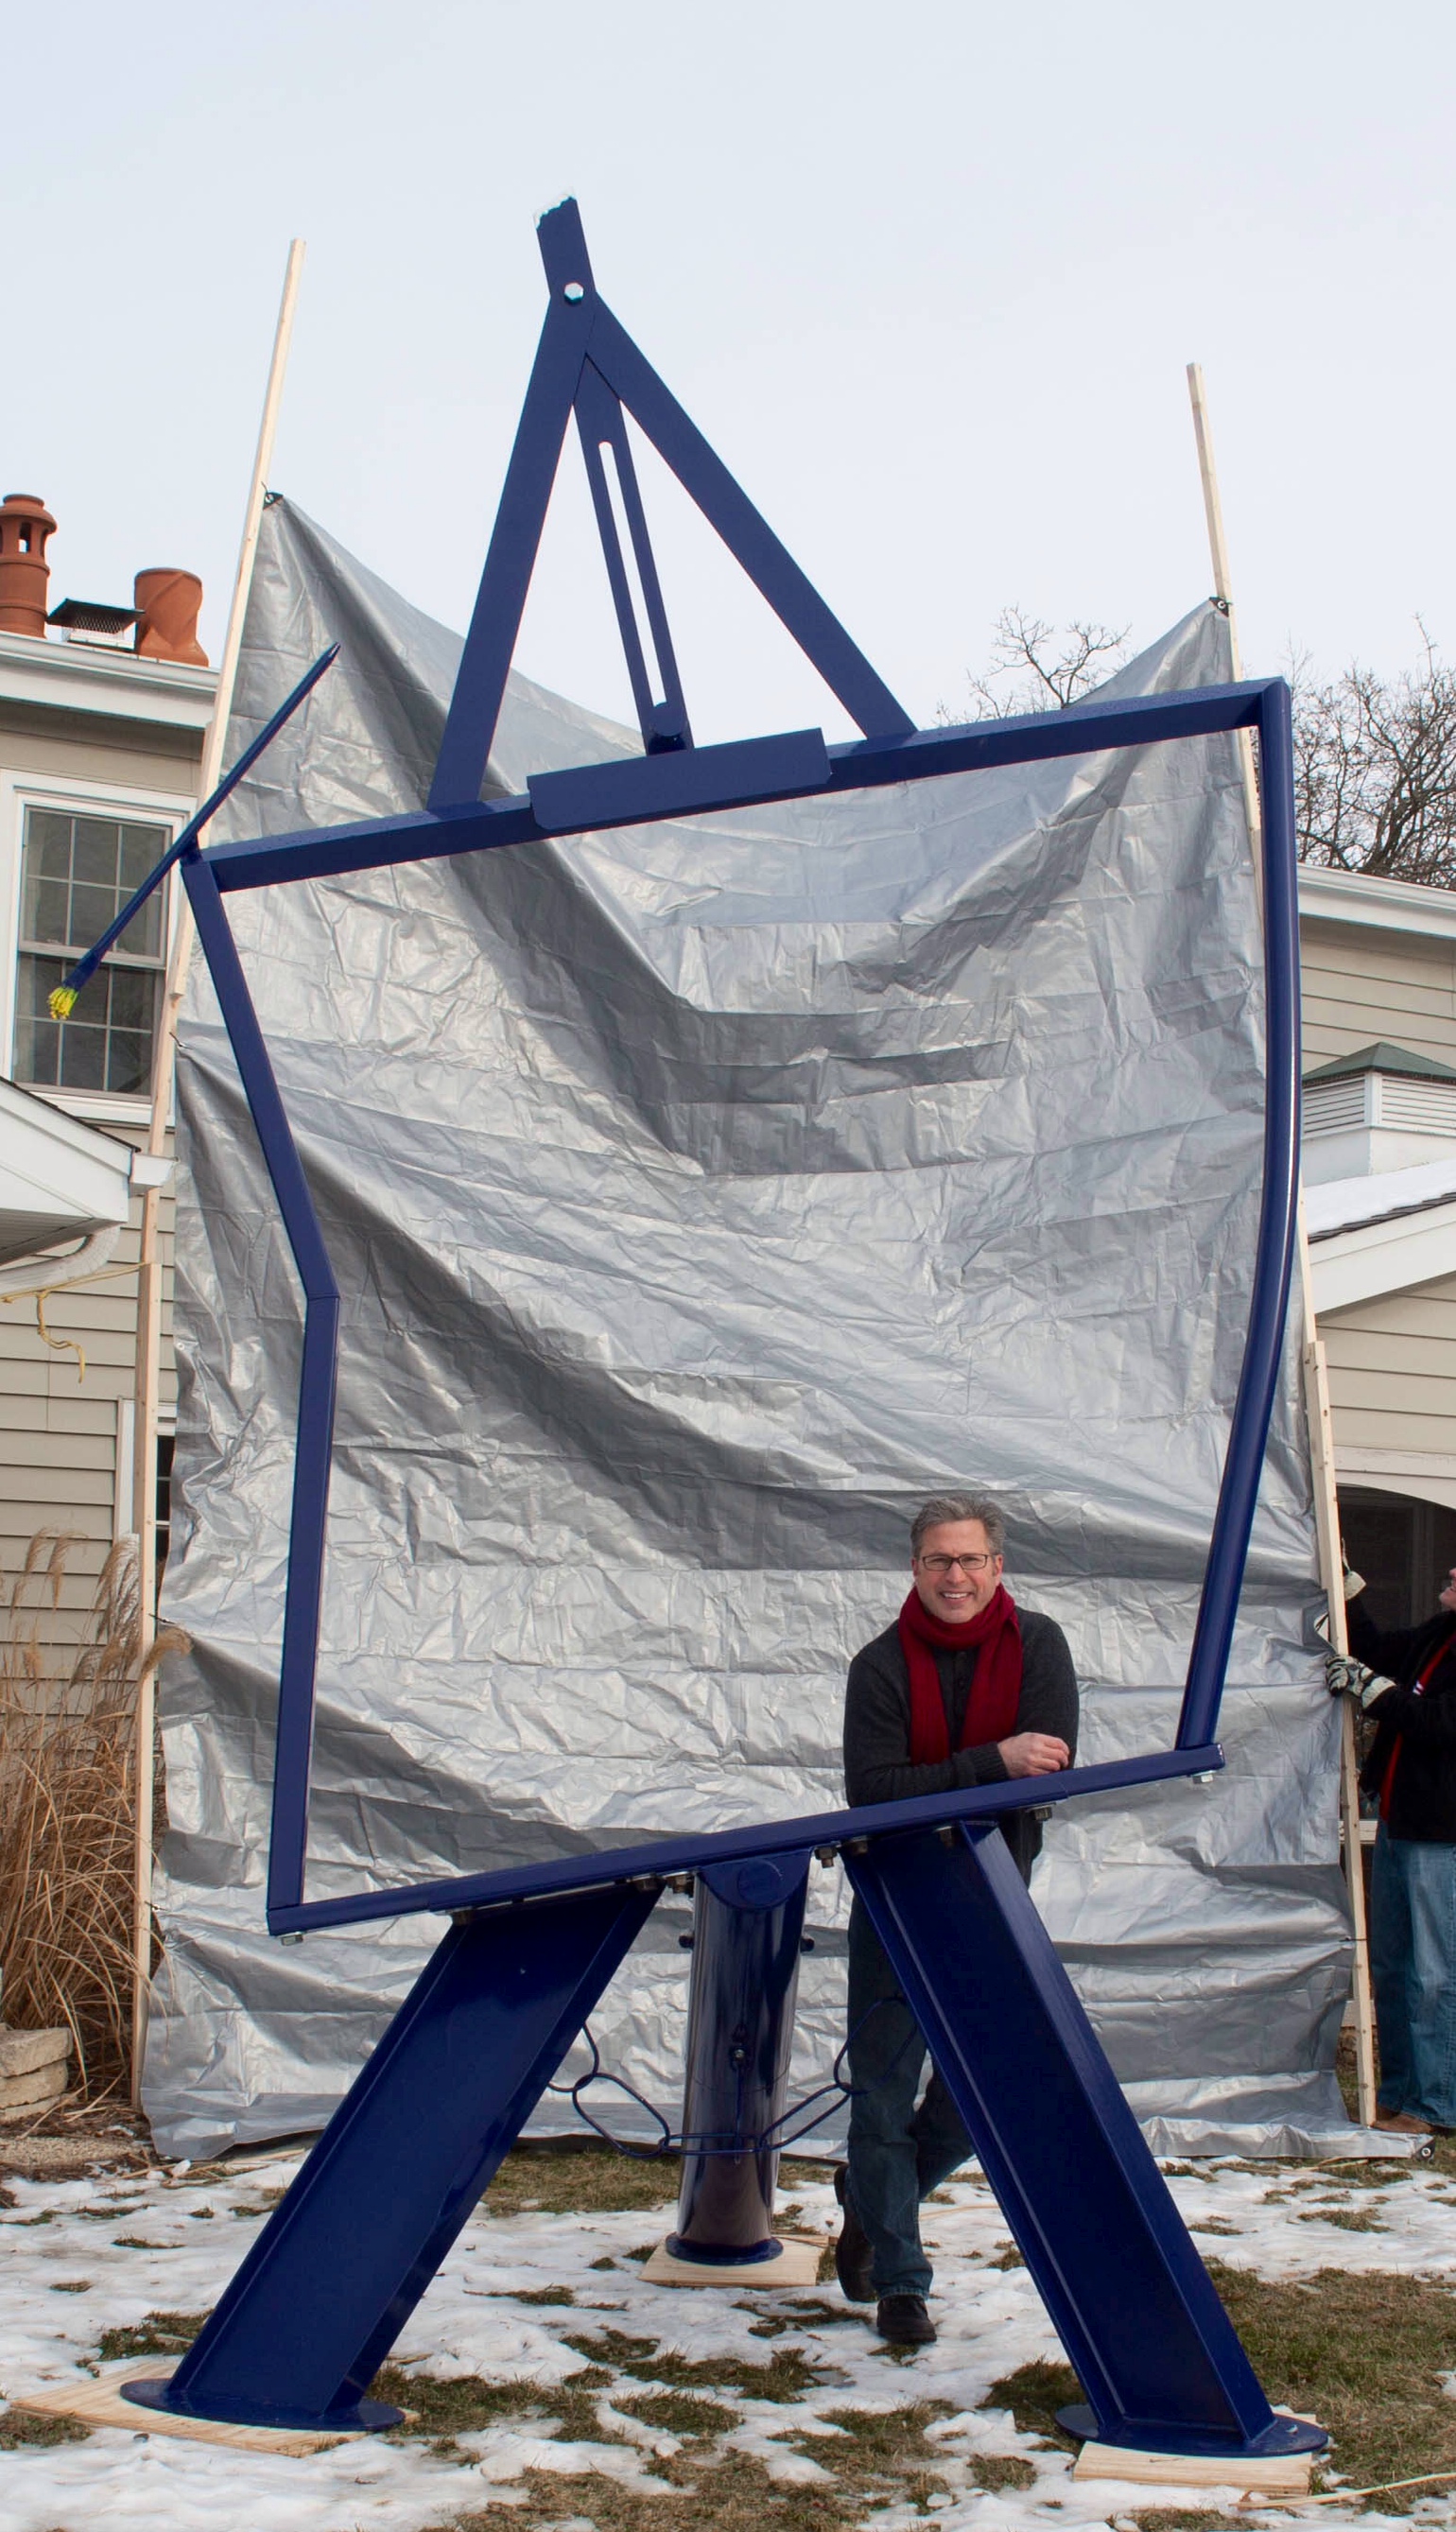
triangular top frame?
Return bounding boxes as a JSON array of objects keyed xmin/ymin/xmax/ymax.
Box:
[
  {"xmin": 183, "ymin": 202, "xmax": 1301, "ymax": 1947},
  {"xmin": 427, "ymin": 197, "xmax": 914, "ymax": 814}
]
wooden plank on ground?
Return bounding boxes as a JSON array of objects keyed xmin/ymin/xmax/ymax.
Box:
[
  {"xmin": 1072, "ymin": 2438, "xmax": 1314, "ymax": 2494},
  {"xmin": 12, "ymin": 2360, "xmax": 374, "ymax": 2454}
]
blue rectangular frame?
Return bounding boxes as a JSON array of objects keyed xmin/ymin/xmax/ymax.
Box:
[{"xmin": 182, "ymin": 668, "xmax": 1300, "ymax": 1937}]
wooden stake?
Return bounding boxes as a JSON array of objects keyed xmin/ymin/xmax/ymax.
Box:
[
  {"xmin": 1186, "ymin": 363, "xmax": 1264, "ymax": 887},
  {"xmin": 1186, "ymin": 363, "xmax": 1378, "ymax": 2128},
  {"xmin": 129, "ymin": 239, "xmax": 306, "ymax": 2108}
]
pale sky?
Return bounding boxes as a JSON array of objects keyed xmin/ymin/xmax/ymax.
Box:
[{"xmin": 9, "ymin": 1, "xmax": 1456, "ymax": 745}]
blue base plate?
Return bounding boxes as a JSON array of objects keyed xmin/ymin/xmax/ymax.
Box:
[
  {"xmin": 1057, "ymin": 2403, "xmax": 1327, "ymax": 2457},
  {"xmin": 120, "ymin": 2375, "xmax": 405, "ymax": 2435}
]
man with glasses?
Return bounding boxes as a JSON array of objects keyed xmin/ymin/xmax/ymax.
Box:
[{"xmin": 835, "ymin": 1492, "xmax": 1078, "ymax": 2345}]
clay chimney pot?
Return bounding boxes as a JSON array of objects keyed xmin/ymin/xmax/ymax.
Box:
[
  {"xmin": 133, "ymin": 567, "xmax": 208, "ymax": 667},
  {"xmin": 0, "ymin": 493, "xmax": 57, "ymax": 639}
]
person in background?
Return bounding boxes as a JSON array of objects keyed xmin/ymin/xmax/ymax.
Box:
[
  {"xmin": 835, "ymin": 1491, "xmax": 1078, "ymax": 2345},
  {"xmin": 1338, "ymin": 1563, "xmax": 1456, "ymax": 2135}
]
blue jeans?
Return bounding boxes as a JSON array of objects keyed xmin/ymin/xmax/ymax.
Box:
[
  {"xmin": 843, "ymin": 1897, "xmax": 972, "ymax": 2298},
  {"xmin": 1371, "ymin": 1825, "xmax": 1456, "ymax": 2128}
]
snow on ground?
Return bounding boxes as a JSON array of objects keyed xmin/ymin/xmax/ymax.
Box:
[{"xmin": 3, "ymin": 2147, "xmax": 1456, "ymax": 2532}]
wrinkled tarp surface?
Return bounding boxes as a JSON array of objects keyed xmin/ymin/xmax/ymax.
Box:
[{"xmin": 145, "ymin": 496, "xmax": 1355, "ymax": 2160}]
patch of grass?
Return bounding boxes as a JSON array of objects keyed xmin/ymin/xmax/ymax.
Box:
[
  {"xmin": 588, "ymin": 2255, "xmax": 615, "ymax": 2270},
  {"xmin": 1205, "ymin": 2262, "xmax": 1456, "ymax": 2506},
  {"xmin": 738, "ymin": 2295, "xmax": 859, "ymax": 2337},
  {"xmin": 615, "ymin": 2387, "xmax": 740, "ymax": 2438},
  {"xmin": 95, "ymin": 2310, "xmax": 207, "ymax": 2360},
  {"xmin": 989, "ymin": 2272, "xmax": 1456, "ymax": 2506},
  {"xmin": 442, "ymin": 2448, "xmax": 855, "ymax": 2532},
  {"xmin": 112, "ymin": 2235, "xmax": 175, "ymax": 2250},
  {"xmin": 562, "ymin": 2326, "xmax": 838, "ymax": 2401},
  {"xmin": 1293, "ymin": 2206, "xmax": 1387, "ymax": 2231},
  {"xmin": 982, "ymin": 2357, "xmax": 1083, "ymax": 2451},
  {"xmin": 1314, "ymin": 2160, "xmax": 1411, "ymax": 2193},
  {"xmin": 371, "ymin": 2365, "xmax": 625, "ymax": 2451},
  {"xmin": 1189, "ymin": 2220, "xmax": 1241, "ymax": 2237},
  {"xmin": 969, "ymin": 2453, "xmax": 1038, "ymax": 2489},
  {"xmin": 477, "ymin": 2143, "xmax": 678, "ymax": 2218},
  {"xmin": 1134, "ymin": 2511, "xmax": 1239, "ymax": 2532},
  {"xmin": 988, "ymin": 2242, "xmax": 1025, "ymax": 2268},
  {"xmin": 0, "ymin": 2406, "xmax": 93, "ymax": 2449},
  {"xmin": 812, "ymin": 2400, "xmax": 955, "ymax": 2485},
  {"xmin": 432, "ymin": 2385, "xmax": 1016, "ymax": 2532},
  {"xmin": 508, "ymin": 2285, "xmax": 575, "ymax": 2306}
]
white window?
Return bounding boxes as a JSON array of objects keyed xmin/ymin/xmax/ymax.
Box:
[{"xmin": 14, "ymin": 805, "xmax": 170, "ymax": 1097}]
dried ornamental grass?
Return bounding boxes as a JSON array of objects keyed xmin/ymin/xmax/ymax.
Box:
[{"xmin": 0, "ymin": 1532, "xmax": 186, "ymax": 2100}]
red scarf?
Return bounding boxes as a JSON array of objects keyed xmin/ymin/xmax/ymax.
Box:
[{"xmin": 898, "ymin": 1584, "xmax": 1023, "ymax": 1763}]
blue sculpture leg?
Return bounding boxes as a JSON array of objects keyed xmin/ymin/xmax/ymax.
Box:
[
  {"xmin": 845, "ymin": 1826, "xmax": 1325, "ymax": 2460},
  {"xmin": 668, "ymin": 1851, "xmax": 809, "ymax": 2264},
  {"xmin": 124, "ymin": 1882, "xmax": 659, "ymax": 2432}
]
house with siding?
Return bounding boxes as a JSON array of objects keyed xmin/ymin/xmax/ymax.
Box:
[
  {"xmin": 0, "ymin": 492, "xmax": 212, "ymax": 1649},
  {"xmin": 1300, "ymin": 870, "xmax": 1456, "ymax": 1629}
]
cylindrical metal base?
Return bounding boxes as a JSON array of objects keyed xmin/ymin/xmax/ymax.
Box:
[{"xmin": 670, "ymin": 1849, "xmax": 811, "ymax": 2264}]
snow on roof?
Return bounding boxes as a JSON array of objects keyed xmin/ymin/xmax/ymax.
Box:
[{"xmin": 1305, "ymin": 1152, "xmax": 1456, "ymax": 1240}]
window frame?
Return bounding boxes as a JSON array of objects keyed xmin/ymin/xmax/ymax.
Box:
[{"xmin": 0, "ymin": 767, "xmax": 192, "ymax": 1123}]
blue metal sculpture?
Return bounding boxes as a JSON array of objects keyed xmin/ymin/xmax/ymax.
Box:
[{"xmin": 126, "ymin": 199, "xmax": 1321, "ymax": 2463}]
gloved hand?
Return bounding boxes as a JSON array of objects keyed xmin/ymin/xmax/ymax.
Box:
[{"xmin": 1326, "ymin": 1650, "xmax": 1391, "ymax": 1710}]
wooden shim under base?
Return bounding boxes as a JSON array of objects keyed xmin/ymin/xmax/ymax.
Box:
[
  {"xmin": 641, "ymin": 2232, "xmax": 824, "ymax": 2288},
  {"xmin": 11, "ymin": 2359, "xmax": 370, "ymax": 2455},
  {"xmin": 1073, "ymin": 2439, "xmax": 1315, "ymax": 2495}
]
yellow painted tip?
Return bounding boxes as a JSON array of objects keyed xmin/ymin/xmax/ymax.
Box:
[{"xmin": 48, "ymin": 987, "xmax": 78, "ymax": 1021}]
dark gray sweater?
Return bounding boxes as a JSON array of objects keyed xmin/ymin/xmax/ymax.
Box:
[{"xmin": 842, "ymin": 1605, "xmax": 1079, "ymax": 1878}]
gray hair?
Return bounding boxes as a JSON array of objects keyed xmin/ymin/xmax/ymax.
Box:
[{"xmin": 910, "ymin": 1493, "xmax": 1006, "ymax": 1559}]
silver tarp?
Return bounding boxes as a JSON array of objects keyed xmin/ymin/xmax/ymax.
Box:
[{"xmin": 145, "ymin": 496, "xmax": 1358, "ymax": 2160}]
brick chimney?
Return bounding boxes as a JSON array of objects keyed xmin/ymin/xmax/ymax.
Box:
[
  {"xmin": 0, "ymin": 494, "xmax": 57, "ymax": 638},
  {"xmin": 133, "ymin": 566, "xmax": 208, "ymax": 666}
]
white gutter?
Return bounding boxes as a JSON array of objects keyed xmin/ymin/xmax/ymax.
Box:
[
  {"xmin": 1299, "ymin": 864, "xmax": 1456, "ymax": 943},
  {"xmin": 0, "ymin": 1076, "xmax": 171, "ymax": 1274},
  {"xmin": 0, "ymin": 626, "xmax": 216, "ymax": 732},
  {"xmin": 1309, "ymin": 1195, "xmax": 1456, "ymax": 1314}
]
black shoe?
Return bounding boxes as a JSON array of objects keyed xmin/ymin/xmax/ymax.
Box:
[
  {"xmin": 876, "ymin": 2293, "xmax": 936, "ymax": 2346},
  {"xmin": 833, "ymin": 2165, "xmax": 875, "ymax": 2303}
]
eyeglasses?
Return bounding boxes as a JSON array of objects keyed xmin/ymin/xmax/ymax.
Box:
[{"xmin": 917, "ymin": 1552, "xmax": 995, "ymax": 1576}]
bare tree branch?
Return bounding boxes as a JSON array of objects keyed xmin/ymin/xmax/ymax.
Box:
[
  {"xmin": 1295, "ymin": 636, "xmax": 1456, "ymax": 887},
  {"xmin": 940, "ymin": 606, "xmax": 1130, "ymax": 724}
]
